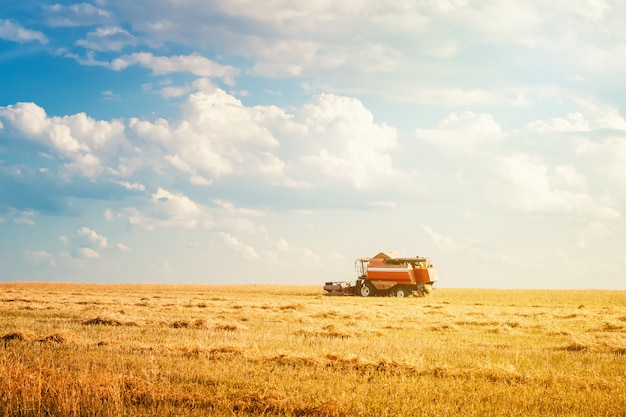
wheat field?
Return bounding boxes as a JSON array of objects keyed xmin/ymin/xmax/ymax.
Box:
[{"xmin": 0, "ymin": 282, "xmax": 625, "ymax": 416}]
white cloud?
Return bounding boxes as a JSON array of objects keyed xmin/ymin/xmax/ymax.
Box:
[
  {"xmin": 415, "ymin": 111, "xmax": 502, "ymax": 151},
  {"xmin": 212, "ymin": 199, "xmax": 264, "ymax": 218},
  {"xmin": 571, "ymin": 0, "xmax": 612, "ymax": 22},
  {"xmin": 117, "ymin": 191, "xmax": 222, "ymax": 231},
  {"xmin": 440, "ymin": 111, "xmax": 501, "ymax": 133},
  {"xmin": 160, "ymin": 86, "xmax": 190, "ymax": 98},
  {"xmin": 129, "ymin": 84, "xmax": 286, "ymax": 183},
  {"xmin": 0, "ymin": 102, "xmax": 126, "ymax": 177},
  {"xmin": 14, "ymin": 217, "xmax": 35, "ymax": 225},
  {"xmin": 23, "ymin": 250, "xmax": 55, "ymax": 266},
  {"xmin": 552, "ymin": 165, "xmax": 587, "ymax": 189},
  {"xmin": 271, "ymin": 237, "xmax": 321, "ymax": 266},
  {"xmin": 47, "ymin": 0, "xmax": 624, "ymax": 111},
  {"xmin": 116, "ymin": 243, "xmax": 131, "ymax": 251},
  {"xmin": 420, "ymin": 225, "xmax": 511, "ymax": 264},
  {"xmin": 212, "ymin": 199, "xmax": 265, "ymax": 234},
  {"xmin": 76, "ymin": 25, "xmax": 137, "ymax": 51},
  {"xmin": 218, "ymin": 232, "xmax": 260, "ymax": 260},
  {"xmin": 43, "ymin": 3, "xmax": 111, "ymax": 27},
  {"xmin": 526, "ymin": 101, "xmax": 626, "ymax": 133},
  {"xmin": 73, "ymin": 247, "xmax": 100, "ymax": 259},
  {"xmin": 113, "ymin": 189, "xmax": 268, "ymax": 238},
  {"xmin": 495, "ymin": 154, "xmax": 619, "ymax": 219},
  {"xmin": 101, "ymin": 90, "xmax": 119, "ymax": 101},
  {"xmin": 111, "ymin": 53, "xmax": 237, "ymax": 85},
  {"xmin": 119, "ymin": 207, "xmax": 155, "ymax": 231},
  {"xmin": 574, "ymin": 99, "xmax": 626, "ymax": 131},
  {"xmin": 582, "ymin": 44, "xmax": 626, "ymax": 79},
  {"xmin": 0, "ymin": 19, "xmax": 48, "ymax": 44},
  {"xmin": 58, "ymin": 227, "xmax": 108, "ymax": 261},
  {"xmin": 149, "ymin": 187, "xmax": 215, "ymax": 230},
  {"xmin": 295, "ymin": 93, "xmax": 399, "ymax": 189},
  {"xmin": 573, "ymin": 134, "xmax": 626, "ymax": 188},
  {"xmin": 421, "ymin": 224, "xmax": 459, "ymax": 250},
  {"xmin": 103, "ymin": 209, "xmax": 114, "ymax": 222},
  {"xmin": 525, "ymin": 112, "xmax": 591, "ymax": 133},
  {"xmin": 74, "ymin": 227, "xmax": 108, "ymax": 248},
  {"xmin": 116, "ymin": 181, "xmax": 146, "ymax": 191},
  {"xmin": 0, "ymin": 101, "xmax": 49, "ymax": 137},
  {"xmin": 410, "ymin": 108, "xmax": 622, "ymax": 222},
  {"xmin": 0, "ymin": 88, "xmax": 445, "ymax": 197}
]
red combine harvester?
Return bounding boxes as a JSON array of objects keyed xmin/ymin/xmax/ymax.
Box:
[{"xmin": 324, "ymin": 251, "xmax": 438, "ymax": 297}]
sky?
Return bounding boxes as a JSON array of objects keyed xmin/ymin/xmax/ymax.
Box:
[{"xmin": 1, "ymin": 1, "xmax": 625, "ymax": 289}]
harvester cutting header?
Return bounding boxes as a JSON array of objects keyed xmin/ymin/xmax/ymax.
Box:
[{"xmin": 324, "ymin": 252, "xmax": 439, "ymax": 297}]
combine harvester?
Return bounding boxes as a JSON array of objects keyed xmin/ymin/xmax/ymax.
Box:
[{"xmin": 324, "ymin": 251, "xmax": 438, "ymax": 297}]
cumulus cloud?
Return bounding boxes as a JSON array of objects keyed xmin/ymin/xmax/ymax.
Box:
[
  {"xmin": 113, "ymin": 187, "xmax": 270, "ymax": 237},
  {"xmin": 574, "ymin": 99, "xmax": 626, "ymax": 131},
  {"xmin": 211, "ymin": 199, "xmax": 266, "ymax": 234},
  {"xmin": 111, "ymin": 53, "xmax": 237, "ymax": 85},
  {"xmin": 1, "ymin": 87, "xmax": 416, "ymax": 199},
  {"xmin": 0, "ymin": 19, "xmax": 48, "ymax": 44},
  {"xmin": 552, "ymin": 165, "xmax": 587, "ymax": 189},
  {"xmin": 116, "ymin": 243, "xmax": 131, "ymax": 251},
  {"xmin": 495, "ymin": 154, "xmax": 619, "ymax": 219},
  {"xmin": 74, "ymin": 226, "xmax": 108, "ymax": 248},
  {"xmin": 0, "ymin": 102, "xmax": 126, "ymax": 177},
  {"xmin": 151, "ymin": 187, "xmax": 214, "ymax": 229},
  {"xmin": 116, "ymin": 181, "xmax": 146, "ymax": 191},
  {"xmin": 115, "ymin": 188, "xmax": 215, "ymax": 230},
  {"xmin": 129, "ymin": 83, "xmax": 285, "ymax": 183},
  {"xmin": 415, "ymin": 111, "xmax": 502, "ymax": 152},
  {"xmin": 119, "ymin": 207, "xmax": 155, "ymax": 231},
  {"xmin": 294, "ymin": 93, "xmax": 399, "ymax": 189},
  {"xmin": 411, "ymin": 109, "xmax": 623, "ymax": 222},
  {"xmin": 420, "ymin": 224, "xmax": 510, "ymax": 264},
  {"xmin": 103, "ymin": 209, "xmax": 115, "ymax": 222},
  {"xmin": 23, "ymin": 250, "xmax": 55, "ymax": 266},
  {"xmin": 526, "ymin": 101, "xmax": 626, "ymax": 133},
  {"xmin": 159, "ymin": 86, "xmax": 190, "ymax": 98},
  {"xmin": 573, "ymin": 134, "xmax": 626, "ymax": 188},
  {"xmin": 35, "ymin": 0, "xmax": 626, "ymax": 110},
  {"xmin": 525, "ymin": 112, "xmax": 591, "ymax": 133},
  {"xmin": 421, "ymin": 224, "xmax": 459, "ymax": 251},
  {"xmin": 73, "ymin": 247, "xmax": 100, "ymax": 259},
  {"xmin": 218, "ymin": 232, "xmax": 260, "ymax": 260},
  {"xmin": 57, "ymin": 227, "xmax": 108, "ymax": 261},
  {"xmin": 270, "ymin": 237, "xmax": 321, "ymax": 267},
  {"xmin": 43, "ymin": 3, "xmax": 111, "ymax": 27},
  {"xmin": 76, "ymin": 26, "xmax": 137, "ymax": 51}
]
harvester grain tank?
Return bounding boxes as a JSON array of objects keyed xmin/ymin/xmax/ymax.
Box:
[{"xmin": 324, "ymin": 251, "xmax": 439, "ymax": 297}]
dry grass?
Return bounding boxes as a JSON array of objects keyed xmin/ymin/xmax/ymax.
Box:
[{"xmin": 0, "ymin": 282, "xmax": 625, "ymax": 416}]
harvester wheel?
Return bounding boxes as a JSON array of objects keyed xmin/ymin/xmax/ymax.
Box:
[
  {"xmin": 360, "ymin": 282, "xmax": 374, "ymax": 297},
  {"xmin": 423, "ymin": 284, "xmax": 433, "ymax": 295},
  {"xmin": 395, "ymin": 287, "xmax": 407, "ymax": 298}
]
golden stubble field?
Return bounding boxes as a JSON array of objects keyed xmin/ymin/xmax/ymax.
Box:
[{"xmin": 0, "ymin": 282, "xmax": 625, "ymax": 417}]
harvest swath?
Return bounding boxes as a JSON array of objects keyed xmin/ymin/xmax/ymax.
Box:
[{"xmin": 1, "ymin": 283, "xmax": 625, "ymax": 416}]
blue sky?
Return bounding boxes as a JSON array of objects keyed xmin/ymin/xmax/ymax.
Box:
[{"xmin": 1, "ymin": 1, "xmax": 625, "ymax": 288}]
